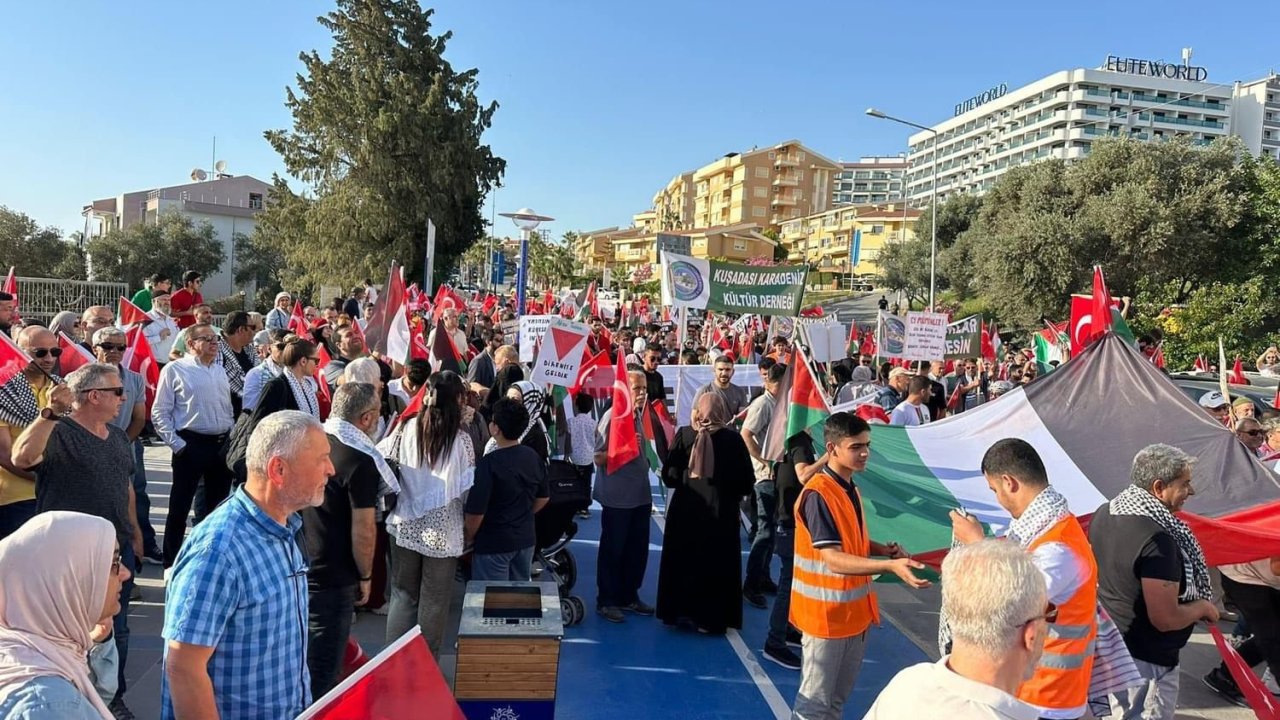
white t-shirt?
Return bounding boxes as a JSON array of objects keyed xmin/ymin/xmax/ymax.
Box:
[
  {"xmin": 890, "ymin": 400, "xmax": 931, "ymax": 426},
  {"xmin": 865, "ymin": 657, "xmax": 1039, "ymax": 720}
]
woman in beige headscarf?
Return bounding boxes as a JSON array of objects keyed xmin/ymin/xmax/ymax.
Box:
[
  {"xmin": 655, "ymin": 393, "xmax": 755, "ymax": 635},
  {"xmin": 0, "ymin": 511, "xmax": 130, "ymax": 719}
]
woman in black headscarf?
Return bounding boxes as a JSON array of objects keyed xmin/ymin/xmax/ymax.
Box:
[
  {"xmin": 656, "ymin": 393, "xmax": 754, "ymax": 635},
  {"xmin": 480, "ymin": 363, "xmax": 523, "ymax": 422}
]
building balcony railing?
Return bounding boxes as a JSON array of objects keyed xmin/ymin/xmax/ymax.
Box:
[
  {"xmin": 774, "ymin": 155, "xmax": 799, "ymax": 167},
  {"xmin": 773, "ymin": 176, "xmax": 799, "ymax": 187},
  {"xmin": 1129, "ymin": 92, "xmax": 1226, "ymax": 112},
  {"xmin": 771, "ymin": 196, "xmax": 798, "ymax": 207}
]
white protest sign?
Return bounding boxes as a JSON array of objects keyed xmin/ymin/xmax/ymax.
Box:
[
  {"xmin": 657, "ymin": 365, "xmax": 765, "ymax": 427},
  {"xmin": 518, "ymin": 315, "xmax": 553, "ymax": 362},
  {"xmin": 530, "ymin": 317, "xmax": 591, "ymax": 387},
  {"xmin": 802, "ymin": 322, "xmax": 848, "ymax": 364},
  {"xmin": 905, "ymin": 311, "xmax": 948, "ymax": 361}
]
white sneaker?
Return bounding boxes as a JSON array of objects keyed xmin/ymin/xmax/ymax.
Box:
[{"xmin": 1264, "ymin": 667, "xmax": 1279, "ymax": 696}]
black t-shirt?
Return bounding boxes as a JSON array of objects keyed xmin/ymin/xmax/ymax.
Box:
[
  {"xmin": 302, "ymin": 437, "xmax": 381, "ymax": 587},
  {"xmin": 35, "ymin": 419, "xmax": 134, "ymax": 546},
  {"xmin": 925, "ymin": 378, "xmax": 947, "ymax": 420},
  {"xmin": 464, "ymin": 444, "xmax": 549, "ymax": 554},
  {"xmin": 775, "ymin": 433, "xmax": 816, "ymax": 534},
  {"xmin": 1089, "ymin": 503, "xmax": 1191, "ymax": 667},
  {"xmin": 644, "ymin": 369, "xmax": 667, "ymax": 402},
  {"xmin": 798, "ymin": 466, "xmax": 864, "ymax": 549}
]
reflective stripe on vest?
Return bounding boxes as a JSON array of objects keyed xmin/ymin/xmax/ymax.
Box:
[
  {"xmin": 1046, "ymin": 623, "xmax": 1093, "ymax": 641},
  {"xmin": 792, "ymin": 577, "xmax": 874, "ymax": 604},
  {"xmin": 1038, "ymin": 639, "xmax": 1096, "ymax": 670},
  {"xmin": 794, "ymin": 554, "xmax": 842, "ymax": 577}
]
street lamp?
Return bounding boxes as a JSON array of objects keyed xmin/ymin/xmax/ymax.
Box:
[
  {"xmin": 866, "ymin": 107, "xmax": 939, "ymax": 311},
  {"xmin": 499, "ymin": 207, "xmax": 555, "ymax": 318}
]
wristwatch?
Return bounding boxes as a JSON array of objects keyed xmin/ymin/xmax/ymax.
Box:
[{"xmin": 39, "ymin": 407, "xmax": 59, "ymax": 421}]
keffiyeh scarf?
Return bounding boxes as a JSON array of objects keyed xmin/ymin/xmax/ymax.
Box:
[
  {"xmin": 218, "ymin": 343, "xmax": 257, "ymax": 395},
  {"xmin": 1006, "ymin": 485, "xmax": 1070, "ymax": 546},
  {"xmin": 324, "ymin": 417, "xmax": 400, "ymax": 496},
  {"xmin": 0, "ymin": 372, "xmax": 59, "ymax": 427},
  {"xmin": 1109, "ymin": 484, "xmax": 1213, "ymax": 602},
  {"xmin": 284, "ymin": 371, "xmax": 319, "ymax": 418}
]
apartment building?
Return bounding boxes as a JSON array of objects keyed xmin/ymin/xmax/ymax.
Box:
[
  {"xmin": 690, "ymin": 140, "xmax": 839, "ymax": 230},
  {"xmin": 82, "ymin": 175, "xmax": 272, "ymax": 300},
  {"xmin": 578, "ymin": 223, "xmax": 777, "ymax": 278},
  {"xmin": 573, "ymin": 227, "xmax": 621, "ymax": 272},
  {"xmin": 652, "ymin": 171, "xmax": 695, "ymax": 231},
  {"xmin": 779, "ymin": 203, "xmax": 920, "ymax": 286},
  {"xmin": 833, "ymin": 156, "xmax": 908, "ymax": 206},
  {"xmin": 1234, "ymin": 72, "xmax": 1280, "ymax": 160},
  {"xmin": 903, "ymin": 58, "xmax": 1240, "ymax": 204}
]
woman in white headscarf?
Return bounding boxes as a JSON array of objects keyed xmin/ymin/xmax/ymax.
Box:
[{"xmin": 0, "ymin": 511, "xmax": 130, "ymax": 719}]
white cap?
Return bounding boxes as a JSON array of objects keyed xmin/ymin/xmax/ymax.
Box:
[{"xmin": 1198, "ymin": 390, "xmax": 1228, "ymax": 409}]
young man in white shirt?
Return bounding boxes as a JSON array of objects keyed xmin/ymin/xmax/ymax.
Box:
[{"xmin": 890, "ymin": 375, "xmax": 932, "ymax": 427}]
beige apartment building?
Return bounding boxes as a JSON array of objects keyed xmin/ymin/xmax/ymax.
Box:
[
  {"xmin": 779, "ymin": 203, "xmax": 920, "ymax": 287},
  {"xmin": 652, "ymin": 172, "xmax": 696, "ymax": 231},
  {"xmin": 573, "ymin": 227, "xmax": 621, "ymax": 272},
  {"xmin": 690, "ymin": 140, "xmax": 839, "ymax": 230},
  {"xmin": 577, "ymin": 223, "xmax": 777, "ymax": 278}
]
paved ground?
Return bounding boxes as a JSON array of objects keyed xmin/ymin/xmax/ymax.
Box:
[
  {"xmin": 819, "ymin": 288, "xmax": 897, "ymax": 328},
  {"xmin": 119, "ymin": 440, "xmax": 1257, "ymax": 719}
]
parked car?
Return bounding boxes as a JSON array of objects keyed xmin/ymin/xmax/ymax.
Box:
[{"xmin": 1167, "ymin": 373, "xmax": 1275, "ymax": 417}]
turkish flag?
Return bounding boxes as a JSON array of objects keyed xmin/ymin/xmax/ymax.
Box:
[
  {"xmin": 1229, "ymin": 356, "xmax": 1249, "ymax": 385},
  {"xmin": 1090, "ymin": 266, "xmax": 1113, "ymax": 341},
  {"xmin": 117, "ymin": 296, "xmax": 150, "ymax": 327},
  {"xmin": 123, "ymin": 327, "xmax": 159, "ymax": 414},
  {"xmin": 605, "ymin": 350, "xmax": 640, "ymax": 474},
  {"xmin": 57, "ymin": 332, "xmax": 96, "ymax": 375},
  {"xmin": 296, "ymin": 627, "xmax": 463, "ymax": 720},
  {"xmin": 3, "ymin": 267, "xmax": 19, "ymax": 322},
  {"xmin": 408, "ymin": 318, "xmax": 429, "ymax": 362},
  {"xmin": 1206, "ymin": 625, "xmax": 1280, "ymax": 718},
  {"xmin": 314, "ymin": 345, "xmax": 332, "ymax": 420},
  {"xmin": 1068, "ymin": 293, "xmax": 1121, "ymax": 354},
  {"xmin": 288, "ymin": 300, "xmax": 308, "ymax": 337},
  {"xmin": 573, "ymin": 349, "xmax": 614, "ymax": 400}
]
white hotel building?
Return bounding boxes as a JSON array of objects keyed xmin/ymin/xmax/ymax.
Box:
[{"xmin": 903, "ymin": 57, "xmax": 1280, "ymax": 204}]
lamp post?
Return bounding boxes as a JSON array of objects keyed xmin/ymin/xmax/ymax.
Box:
[
  {"xmin": 499, "ymin": 208, "xmax": 555, "ymax": 318},
  {"xmin": 866, "ymin": 107, "xmax": 939, "ymax": 311}
]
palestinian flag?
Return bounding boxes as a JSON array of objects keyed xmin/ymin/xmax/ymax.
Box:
[
  {"xmin": 640, "ymin": 400, "xmax": 665, "ymax": 472},
  {"xmin": 853, "ymin": 333, "xmax": 1280, "ymax": 569},
  {"xmin": 1034, "ymin": 321, "xmax": 1069, "ymax": 374},
  {"xmin": 762, "ymin": 346, "xmax": 831, "ymax": 462},
  {"xmin": 428, "ymin": 316, "xmax": 465, "ymax": 374}
]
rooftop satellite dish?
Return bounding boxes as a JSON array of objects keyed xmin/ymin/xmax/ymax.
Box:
[
  {"xmin": 191, "ymin": 168, "xmax": 208, "ymax": 182},
  {"xmin": 214, "ymin": 160, "xmax": 227, "ymax": 174}
]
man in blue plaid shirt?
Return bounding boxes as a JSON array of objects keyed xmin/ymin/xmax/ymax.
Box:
[{"xmin": 161, "ymin": 410, "xmax": 335, "ymax": 719}]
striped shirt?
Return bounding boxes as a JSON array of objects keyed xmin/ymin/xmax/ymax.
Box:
[{"xmin": 161, "ymin": 488, "xmax": 311, "ymax": 719}]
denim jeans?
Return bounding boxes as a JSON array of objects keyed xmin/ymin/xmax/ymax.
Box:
[
  {"xmin": 766, "ymin": 528, "xmax": 795, "ymax": 650},
  {"xmin": 307, "ymin": 583, "xmax": 358, "ymax": 699},
  {"xmin": 745, "ymin": 481, "xmax": 777, "ymax": 590},
  {"xmin": 113, "ymin": 543, "xmax": 135, "ymax": 701},
  {"xmin": 0, "ymin": 499, "xmax": 37, "ymax": 541},
  {"xmin": 132, "ymin": 440, "xmax": 158, "ymax": 554},
  {"xmin": 471, "ymin": 546, "xmax": 535, "ymax": 582}
]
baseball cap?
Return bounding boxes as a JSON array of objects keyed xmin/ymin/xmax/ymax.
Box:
[
  {"xmin": 889, "ymin": 367, "xmax": 911, "ymax": 379},
  {"xmin": 1198, "ymin": 391, "xmax": 1228, "ymax": 409}
]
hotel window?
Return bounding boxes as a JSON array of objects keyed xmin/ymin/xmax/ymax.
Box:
[
  {"xmin": 870, "ymin": 224, "xmax": 884, "ymax": 234},
  {"xmin": 733, "ymin": 239, "xmax": 747, "ymax": 251},
  {"xmin": 755, "ymin": 167, "xmax": 769, "ymax": 179},
  {"xmin": 753, "ymin": 187, "xmax": 767, "ymax": 198},
  {"xmin": 752, "ymin": 207, "xmax": 766, "ymax": 218}
]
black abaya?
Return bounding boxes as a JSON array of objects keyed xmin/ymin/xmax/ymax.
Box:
[{"xmin": 656, "ymin": 426, "xmax": 755, "ymax": 634}]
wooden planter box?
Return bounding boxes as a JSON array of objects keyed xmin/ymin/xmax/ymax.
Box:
[{"xmin": 455, "ymin": 581, "xmax": 564, "ymax": 720}]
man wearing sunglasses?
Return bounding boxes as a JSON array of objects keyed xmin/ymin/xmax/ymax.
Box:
[
  {"xmin": 866, "ymin": 540, "xmax": 1049, "ymax": 719},
  {"xmin": 1235, "ymin": 417, "xmax": 1267, "ymax": 457},
  {"xmin": 950, "ymin": 439, "xmax": 1098, "ymax": 720},
  {"xmin": 12, "ymin": 362, "xmax": 142, "ymax": 716},
  {"xmin": 0, "ymin": 326, "xmax": 61, "ymax": 540},
  {"xmin": 94, "ymin": 326, "xmax": 161, "ymax": 564}
]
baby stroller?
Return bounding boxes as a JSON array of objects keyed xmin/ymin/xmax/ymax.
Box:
[{"xmin": 535, "ymin": 459, "xmax": 592, "ymax": 626}]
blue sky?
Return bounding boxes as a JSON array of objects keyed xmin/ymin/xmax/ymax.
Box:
[{"xmin": 2, "ymin": 1, "xmax": 1276, "ymax": 243}]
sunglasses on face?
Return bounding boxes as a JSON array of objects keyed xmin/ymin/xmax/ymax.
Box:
[
  {"xmin": 1016, "ymin": 601, "xmax": 1058, "ymax": 627},
  {"xmin": 1242, "ymin": 429, "xmax": 1265, "ymax": 437},
  {"xmin": 31, "ymin": 347, "xmax": 62, "ymax": 358},
  {"xmin": 97, "ymin": 343, "xmax": 126, "ymax": 352}
]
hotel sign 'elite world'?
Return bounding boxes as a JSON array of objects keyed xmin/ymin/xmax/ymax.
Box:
[
  {"xmin": 1103, "ymin": 55, "xmax": 1208, "ymax": 81},
  {"xmin": 954, "ymin": 83, "xmax": 1008, "ymax": 117}
]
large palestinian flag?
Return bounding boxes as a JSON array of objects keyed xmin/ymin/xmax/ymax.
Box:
[{"xmin": 857, "ymin": 333, "xmax": 1280, "ymax": 567}]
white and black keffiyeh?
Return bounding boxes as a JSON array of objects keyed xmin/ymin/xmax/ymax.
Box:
[
  {"xmin": 0, "ymin": 372, "xmax": 60, "ymax": 427},
  {"xmin": 283, "ymin": 371, "xmax": 319, "ymax": 419},
  {"xmin": 1109, "ymin": 484, "xmax": 1213, "ymax": 602},
  {"xmin": 324, "ymin": 416, "xmax": 400, "ymax": 496},
  {"xmin": 1006, "ymin": 485, "xmax": 1071, "ymax": 546},
  {"xmin": 218, "ymin": 343, "xmax": 258, "ymax": 395}
]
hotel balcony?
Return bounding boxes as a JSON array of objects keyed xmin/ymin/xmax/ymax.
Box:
[
  {"xmin": 772, "ymin": 176, "xmax": 799, "ymax": 187},
  {"xmin": 774, "ymin": 155, "xmax": 799, "ymax": 167},
  {"xmin": 771, "ymin": 195, "xmax": 798, "ymax": 207}
]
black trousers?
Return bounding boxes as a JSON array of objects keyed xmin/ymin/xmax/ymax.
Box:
[
  {"xmin": 308, "ymin": 582, "xmax": 358, "ymax": 699},
  {"xmin": 164, "ymin": 431, "xmax": 232, "ymax": 567},
  {"xmin": 597, "ymin": 505, "xmax": 651, "ymax": 608},
  {"xmin": 1221, "ymin": 574, "xmax": 1280, "ymax": 679}
]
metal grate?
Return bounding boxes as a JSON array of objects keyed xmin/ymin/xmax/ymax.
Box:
[
  {"xmin": 12, "ymin": 276, "xmax": 129, "ymax": 326},
  {"xmin": 480, "ymin": 618, "xmax": 541, "ymax": 627}
]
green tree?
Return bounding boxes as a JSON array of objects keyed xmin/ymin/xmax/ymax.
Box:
[
  {"xmin": 85, "ymin": 212, "xmax": 224, "ymax": 291},
  {"xmin": 0, "ymin": 207, "xmax": 86, "ymax": 280},
  {"xmin": 876, "ymin": 236, "xmax": 932, "ymax": 308},
  {"xmin": 258, "ymin": 0, "xmax": 504, "ymax": 290},
  {"xmin": 234, "ymin": 231, "xmax": 290, "ymax": 310},
  {"xmin": 527, "ymin": 232, "xmax": 575, "ymax": 289}
]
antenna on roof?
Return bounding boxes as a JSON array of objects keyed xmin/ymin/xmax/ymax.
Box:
[
  {"xmin": 191, "ymin": 168, "xmax": 208, "ymax": 182},
  {"xmin": 214, "ymin": 160, "xmax": 228, "ymax": 179}
]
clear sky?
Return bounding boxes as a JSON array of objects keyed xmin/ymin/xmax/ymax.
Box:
[{"xmin": 2, "ymin": 0, "xmax": 1277, "ymax": 243}]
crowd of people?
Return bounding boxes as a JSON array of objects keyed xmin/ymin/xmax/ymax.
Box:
[{"xmin": 0, "ymin": 278, "xmax": 1276, "ymax": 720}]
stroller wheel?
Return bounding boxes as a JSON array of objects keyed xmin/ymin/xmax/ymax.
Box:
[
  {"xmin": 569, "ymin": 596, "xmax": 585, "ymax": 626},
  {"xmin": 560, "ymin": 597, "xmax": 577, "ymax": 626},
  {"xmin": 556, "ymin": 549, "xmax": 577, "ymax": 593}
]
